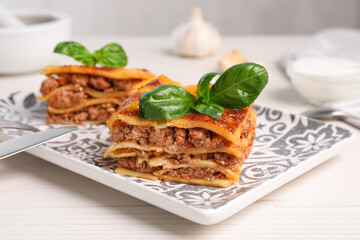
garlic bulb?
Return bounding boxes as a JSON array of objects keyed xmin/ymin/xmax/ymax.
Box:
[{"xmin": 171, "ymin": 7, "xmax": 221, "ymax": 58}]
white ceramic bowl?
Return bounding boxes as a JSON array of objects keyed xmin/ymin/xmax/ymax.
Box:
[
  {"xmin": 0, "ymin": 10, "xmax": 71, "ymax": 74},
  {"xmin": 286, "ymin": 57, "xmax": 360, "ymax": 105}
]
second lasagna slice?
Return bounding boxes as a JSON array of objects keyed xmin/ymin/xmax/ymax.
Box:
[
  {"xmin": 38, "ymin": 65, "xmax": 155, "ymax": 124},
  {"xmin": 105, "ymin": 75, "xmax": 257, "ymax": 188}
]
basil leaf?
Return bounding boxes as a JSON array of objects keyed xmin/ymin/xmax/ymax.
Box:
[
  {"xmin": 93, "ymin": 43, "xmax": 128, "ymax": 67},
  {"xmin": 209, "ymin": 63, "xmax": 268, "ymax": 110},
  {"xmin": 54, "ymin": 41, "xmax": 95, "ymax": 66},
  {"xmin": 139, "ymin": 85, "xmax": 196, "ymax": 119},
  {"xmin": 192, "ymin": 103, "xmax": 224, "ymax": 120},
  {"xmin": 197, "ymin": 72, "xmax": 218, "ymax": 104}
]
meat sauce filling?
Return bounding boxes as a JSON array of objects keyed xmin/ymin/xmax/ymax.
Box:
[
  {"xmin": 117, "ymin": 141, "xmax": 254, "ymax": 173},
  {"xmin": 118, "ymin": 158, "xmax": 226, "ymax": 180},
  {"xmin": 47, "ymin": 103, "xmax": 117, "ymax": 124},
  {"xmin": 41, "ymin": 73, "xmax": 142, "ymax": 94},
  {"xmin": 40, "ymin": 74, "xmax": 141, "ymax": 109},
  {"xmin": 130, "ymin": 149, "xmax": 248, "ymax": 168},
  {"xmin": 111, "ymin": 119, "xmax": 254, "ymax": 151},
  {"xmin": 114, "ymin": 121, "xmax": 255, "ymax": 178},
  {"xmin": 164, "ymin": 167, "xmax": 226, "ymax": 181}
]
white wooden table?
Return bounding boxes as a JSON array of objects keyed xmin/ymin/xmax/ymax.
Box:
[{"xmin": 0, "ymin": 36, "xmax": 359, "ymax": 239}]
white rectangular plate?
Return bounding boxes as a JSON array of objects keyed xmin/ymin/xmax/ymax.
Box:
[{"xmin": 0, "ymin": 91, "xmax": 355, "ymax": 225}]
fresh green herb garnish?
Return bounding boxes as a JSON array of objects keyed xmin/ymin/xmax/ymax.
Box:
[
  {"xmin": 196, "ymin": 72, "xmax": 219, "ymax": 104},
  {"xmin": 54, "ymin": 41, "xmax": 128, "ymax": 67},
  {"xmin": 138, "ymin": 62, "xmax": 268, "ymax": 120},
  {"xmin": 138, "ymin": 85, "xmax": 196, "ymax": 119},
  {"xmin": 54, "ymin": 41, "xmax": 95, "ymax": 66},
  {"xmin": 192, "ymin": 103, "xmax": 224, "ymax": 119},
  {"xmin": 209, "ymin": 63, "xmax": 268, "ymax": 109},
  {"xmin": 92, "ymin": 43, "xmax": 127, "ymax": 67}
]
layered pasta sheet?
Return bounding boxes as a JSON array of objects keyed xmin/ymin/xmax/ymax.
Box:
[
  {"xmin": 105, "ymin": 75, "xmax": 257, "ymax": 187},
  {"xmin": 38, "ymin": 65, "xmax": 155, "ymax": 124}
]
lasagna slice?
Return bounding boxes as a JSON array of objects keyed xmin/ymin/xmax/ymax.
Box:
[
  {"xmin": 38, "ymin": 65, "xmax": 156, "ymax": 124},
  {"xmin": 104, "ymin": 75, "xmax": 257, "ymax": 188}
]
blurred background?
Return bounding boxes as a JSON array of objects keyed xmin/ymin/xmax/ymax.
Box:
[
  {"xmin": 2, "ymin": 0, "xmax": 360, "ymax": 35},
  {"xmin": 1, "ymin": 0, "xmax": 360, "ymax": 105}
]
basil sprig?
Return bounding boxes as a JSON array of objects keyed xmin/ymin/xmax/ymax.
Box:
[
  {"xmin": 138, "ymin": 63, "xmax": 268, "ymax": 120},
  {"xmin": 197, "ymin": 72, "xmax": 218, "ymax": 104},
  {"xmin": 54, "ymin": 41, "xmax": 128, "ymax": 67},
  {"xmin": 93, "ymin": 43, "xmax": 127, "ymax": 67},
  {"xmin": 138, "ymin": 85, "xmax": 196, "ymax": 119},
  {"xmin": 192, "ymin": 103, "xmax": 224, "ymax": 120},
  {"xmin": 210, "ymin": 63, "xmax": 268, "ymax": 109},
  {"xmin": 54, "ymin": 41, "xmax": 95, "ymax": 66}
]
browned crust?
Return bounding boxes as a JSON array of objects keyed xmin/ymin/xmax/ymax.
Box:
[{"xmin": 43, "ymin": 65, "xmax": 156, "ymax": 81}]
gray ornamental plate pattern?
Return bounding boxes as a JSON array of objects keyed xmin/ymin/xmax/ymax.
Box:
[{"xmin": 0, "ymin": 91, "xmax": 353, "ymax": 210}]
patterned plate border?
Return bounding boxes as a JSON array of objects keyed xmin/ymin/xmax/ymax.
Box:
[{"xmin": 0, "ymin": 91, "xmax": 355, "ymax": 224}]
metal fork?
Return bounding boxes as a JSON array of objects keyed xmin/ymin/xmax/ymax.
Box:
[
  {"xmin": 0, "ymin": 120, "xmax": 39, "ymax": 132},
  {"xmin": 302, "ymin": 107, "xmax": 360, "ymax": 129},
  {"xmin": 302, "ymin": 107, "xmax": 360, "ymax": 121}
]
